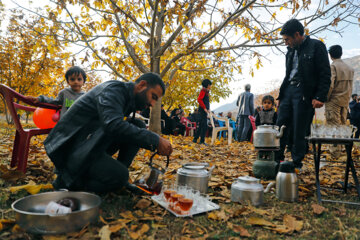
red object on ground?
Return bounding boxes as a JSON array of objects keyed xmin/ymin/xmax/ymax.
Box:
[
  {"xmin": 249, "ymin": 115, "xmax": 256, "ymax": 143},
  {"xmin": 33, "ymin": 108, "xmax": 57, "ymax": 129},
  {"xmin": 0, "ymin": 84, "xmax": 61, "ymax": 173}
]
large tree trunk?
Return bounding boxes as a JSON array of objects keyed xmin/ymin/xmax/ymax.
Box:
[
  {"xmin": 149, "ymin": 99, "xmax": 162, "ymax": 134},
  {"xmin": 149, "ymin": 56, "xmax": 162, "ymax": 134}
]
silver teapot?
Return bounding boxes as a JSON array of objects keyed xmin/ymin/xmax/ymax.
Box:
[
  {"xmin": 177, "ymin": 163, "xmax": 215, "ymax": 193},
  {"xmin": 253, "ymin": 125, "xmax": 286, "ymax": 148},
  {"xmin": 231, "ymin": 176, "xmax": 264, "ymax": 206}
]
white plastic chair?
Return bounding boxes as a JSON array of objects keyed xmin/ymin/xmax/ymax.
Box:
[
  {"xmin": 135, "ymin": 113, "xmax": 149, "ymax": 128},
  {"xmin": 135, "ymin": 113, "xmax": 165, "ymax": 130},
  {"xmin": 209, "ymin": 112, "xmax": 232, "ymax": 145}
]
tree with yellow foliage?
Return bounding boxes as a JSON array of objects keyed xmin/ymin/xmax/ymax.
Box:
[
  {"xmin": 20, "ymin": 0, "xmax": 359, "ymax": 133},
  {"xmin": 0, "ymin": 10, "xmax": 102, "ymax": 123}
]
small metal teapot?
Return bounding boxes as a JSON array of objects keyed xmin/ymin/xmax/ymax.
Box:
[
  {"xmin": 253, "ymin": 125, "xmax": 286, "ymax": 148},
  {"xmin": 177, "ymin": 162, "xmax": 215, "ymax": 193},
  {"xmin": 134, "ymin": 152, "xmax": 169, "ymax": 195},
  {"xmin": 231, "ymin": 176, "xmax": 264, "ymax": 206}
]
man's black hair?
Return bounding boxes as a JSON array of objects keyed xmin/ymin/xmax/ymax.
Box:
[
  {"xmin": 328, "ymin": 45, "xmax": 342, "ymax": 59},
  {"xmin": 65, "ymin": 66, "xmax": 87, "ymax": 83},
  {"xmin": 135, "ymin": 72, "xmax": 166, "ymax": 95},
  {"xmin": 352, "ymin": 94, "xmax": 358, "ymax": 98},
  {"xmin": 280, "ymin": 19, "xmax": 304, "ymax": 37},
  {"xmin": 262, "ymin": 95, "xmax": 275, "ymax": 105},
  {"xmin": 202, "ymin": 79, "xmax": 212, "ymax": 88}
]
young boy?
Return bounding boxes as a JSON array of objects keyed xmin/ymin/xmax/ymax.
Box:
[
  {"xmin": 255, "ymin": 95, "xmax": 277, "ymax": 126},
  {"xmin": 28, "ymin": 66, "xmax": 86, "ymax": 118},
  {"xmin": 193, "ymin": 79, "xmax": 212, "ymax": 145}
]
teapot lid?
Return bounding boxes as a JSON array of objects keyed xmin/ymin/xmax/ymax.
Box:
[
  {"xmin": 182, "ymin": 162, "xmax": 209, "ymax": 170},
  {"xmin": 258, "ymin": 124, "xmax": 274, "ymax": 128},
  {"xmin": 177, "ymin": 162, "xmax": 209, "ymax": 177},
  {"xmin": 279, "ymin": 161, "xmax": 295, "ymax": 173},
  {"xmin": 237, "ymin": 176, "xmax": 260, "ymax": 184}
]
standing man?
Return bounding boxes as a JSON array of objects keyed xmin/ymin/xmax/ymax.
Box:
[
  {"xmin": 276, "ymin": 19, "xmax": 331, "ymax": 171},
  {"xmin": 326, "ymin": 45, "xmax": 354, "ymax": 126},
  {"xmin": 326, "ymin": 45, "xmax": 354, "ymax": 156},
  {"xmin": 46, "ymin": 73, "xmax": 173, "ymax": 193},
  {"xmin": 236, "ymin": 84, "xmax": 254, "ymax": 142}
]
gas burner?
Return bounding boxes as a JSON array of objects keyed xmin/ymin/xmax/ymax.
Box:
[{"xmin": 254, "ymin": 147, "xmax": 280, "ymax": 151}]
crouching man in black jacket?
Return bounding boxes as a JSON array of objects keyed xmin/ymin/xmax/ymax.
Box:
[
  {"xmin": 45, "ymin": 73, "xmax": 173, "ymax": 193},
  {"xmin": 276, "ymin": 19, "xmax": 331, "ymax": 171}
]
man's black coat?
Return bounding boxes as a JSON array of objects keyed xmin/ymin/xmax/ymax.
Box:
[{"xmin": 278, "ymin": 36, "xmax": 331, "ymax": 103}]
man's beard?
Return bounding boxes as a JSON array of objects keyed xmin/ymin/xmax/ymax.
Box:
[{"xmin": 135, "ymin": 88, "xmax": 150, "ymax": 110}]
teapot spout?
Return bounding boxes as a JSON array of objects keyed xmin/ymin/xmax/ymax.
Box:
[{"xmin": 276, "ymin": 125, "xmax": 286, "ymax": 138}]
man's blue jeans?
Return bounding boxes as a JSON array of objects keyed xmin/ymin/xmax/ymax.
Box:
[{"xmin": 237, "ymin": 115, "xmax": 251, "ymax": 141}]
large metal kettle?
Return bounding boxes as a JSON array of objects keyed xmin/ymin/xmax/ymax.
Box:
[
  {"xmin": 177, "ymin": 162, "xmax": 215, "ymax": 193},
  {"xmin": 253, "ymin": 125, "xmax": 286, "ymax": 148}
]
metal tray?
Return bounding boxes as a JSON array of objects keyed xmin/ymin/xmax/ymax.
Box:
[{"xmin": 151, "ymin": 195, "xmax": 220, "ymax": 217}]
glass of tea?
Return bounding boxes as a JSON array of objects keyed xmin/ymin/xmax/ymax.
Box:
[
  {"xmin": 178, "ymin": 197, "xmax": 194, "ymax": 215},
  {"xmin": 169, "ymin": 192, "xmax": 184, "ymax": 211}
]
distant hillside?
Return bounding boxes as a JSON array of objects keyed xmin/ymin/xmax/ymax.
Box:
[{"xmin": 343, "ymin": 55, "xmax": 360, "ymax": 80}]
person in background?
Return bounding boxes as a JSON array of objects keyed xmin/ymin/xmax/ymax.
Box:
[
  {"xmin": 325, "ymin": 45, "xmax": 354, "ymax": 156},
  {"xmin": 236, "ymin": 84, "xmax": 254, "ymax": 142},
  {"xmin": 326, "ymin": 45, "xmax": 354, "ymax": 126},
  {"xmin": 28, "ymin": 66, "xmax": 86, "ymax": 118},
  {"xmin": 193, "ymin": 79, "xmax": 212, "ymax": 145},
  {"xmin": 349, "ymin": 94, "xmax": 360, "ymax": 138},
  {"xmin": 255, "ymin": 95, "xmax": 278, "ymax": 126},
  {"xmin": 276, "ymin": 19, "xmax": 331, "ymax": 171}
]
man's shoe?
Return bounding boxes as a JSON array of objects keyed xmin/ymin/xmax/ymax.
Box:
[
  {"xmin": 199, "ymin": 142, "xmax": 208, "ymax": 146},
  {"xmin": 192, "ymin": 138, "xmax": 198, "ymax": 143}
]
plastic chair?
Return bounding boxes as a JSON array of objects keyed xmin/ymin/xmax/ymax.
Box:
[
  {"xmin": 0, "ymin": 84, "xmax": 61, "ymax": 173},
  {"xmin": 135, "ymin": 113, "xmax": 165, "ymax": 129},
  {"xmin": 180, "ymin": 117, "xmax": 196, "ymax": 137},
  {"xmin": 209, "ymin": 112, "xmax": 232, "ymax": 145},
  {"xmin": 218, "ymin": 120, "xmax": 226, "ymax": 140},
  {"xmin": 218, "ymin": 119, "xmax": 237, "ymax": 140}
]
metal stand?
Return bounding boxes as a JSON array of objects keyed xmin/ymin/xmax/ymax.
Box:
[{"xmin": 308, "ymin": 137, "xmax": 360, "ymax": 206}]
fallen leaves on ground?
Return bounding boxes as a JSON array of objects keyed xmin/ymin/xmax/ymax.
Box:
[
  {"xmin": 312, "ymin": 203, "xmax": 326, "ymax": 215},
  {"xmin": 9, "ymin": 180, "xmax": 53, "ymax": 194},
  {"xmin": 1, "ymin": 123, "xmax": 360, "ymax": 239}
]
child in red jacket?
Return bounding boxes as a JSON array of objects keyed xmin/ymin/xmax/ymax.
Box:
[{"xmin": 193, "ymin": 79, "xmax": 212, "ymax": 145}]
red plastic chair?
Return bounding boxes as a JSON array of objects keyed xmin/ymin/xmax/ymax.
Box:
[
  {"xmin": 0, "ymin": 84, "xmax": 61, "ymax": 173},
  {"xmin": 180, "ymin": 117, "xmax": 196, "ymax": 137}
]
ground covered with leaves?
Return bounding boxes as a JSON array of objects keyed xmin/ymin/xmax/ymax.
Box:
[{"xmin": 1, "ymin": 121, "xmax": 360, "ymax": 239}]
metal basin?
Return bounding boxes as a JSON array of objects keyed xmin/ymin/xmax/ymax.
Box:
[{"xmin": 11, "ymin": 191, "xmax": 101, "ymax": 234}]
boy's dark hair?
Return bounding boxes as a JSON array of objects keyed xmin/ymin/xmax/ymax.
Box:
[
  {"xmin": 262, "ymin": 95, "xmax": 275, "ymax": 105},
  {"xmin": 352, "ymin": 94, "xmax": 358, "ymax": 98},
  {"xmin": 202, "ymin": 79, "xmax": 212, "ymax": 88},
  {"xmin": 280, "ymin": 19, "xmax": 304, "ymax": 37},
  {"xmin": 65, "ymin": 66, "xmax": 87, "ymax": 83},
  {"xmin": 328, "ymin": 45, "xmax": 342, "ymax": 59},
  {"xmin": 135, "ymin": 72, "xmax": 166, "ymax": 95}
]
